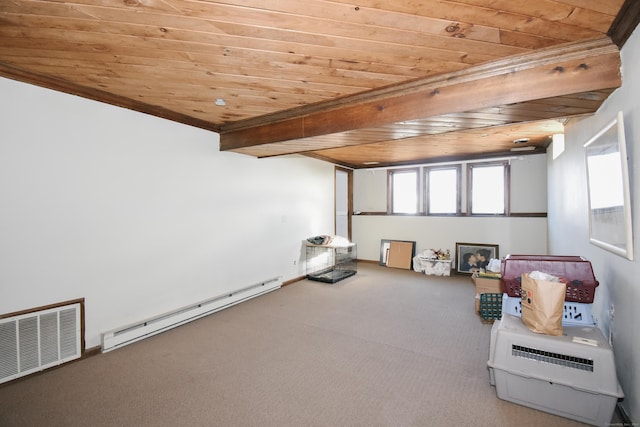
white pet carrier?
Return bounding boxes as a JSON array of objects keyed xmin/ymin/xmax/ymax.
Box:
[{"xmin": 487, "ymin": 313, "xmax": 623, "ymax": 426}]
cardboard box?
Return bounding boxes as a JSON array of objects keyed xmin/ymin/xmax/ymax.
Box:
[
  {"xmin": 473, "ymin": 272, "xmax": 502, "ymax": 313},
  {"xmin": 472, "ymin": 272, "xmax": 502, "ymax": 294}
]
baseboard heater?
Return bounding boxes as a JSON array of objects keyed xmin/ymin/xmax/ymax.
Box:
[{"xmin": 101, "ymin": 277, "xmax": 281, "ymax": 352}]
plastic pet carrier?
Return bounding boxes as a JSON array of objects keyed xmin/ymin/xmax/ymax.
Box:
[
  {"xmin": 488, "ymin": 314, "xmax": 623, "ymax": 426},
  {"xmin": 500, "ymin": 255, "xmax": 599, "ymax": 303},
  {"xmin": 501, "ymin": 295, "xmax": 596, "ymax": 327}
]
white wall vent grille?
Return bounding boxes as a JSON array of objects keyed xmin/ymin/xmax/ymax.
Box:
[{"xmin": 0, "ymin": 302, "xmax": 82, "ymax": 384}]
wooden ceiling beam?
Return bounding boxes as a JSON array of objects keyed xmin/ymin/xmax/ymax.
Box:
[
  {"xmin": 608, "ymin": 0, "xmax": 640, "ymax": 47},
  {"xmin": 219, "ymin": 36, "xmax": 620, "ymax": 153}
]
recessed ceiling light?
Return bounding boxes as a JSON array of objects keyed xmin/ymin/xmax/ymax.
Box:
[
  {"xmin": 510, "ymin": 146, "xmax": 536, "ymax": 152},
  {"xmin": 513, "ymin": 138, "xmax": 530, "ymax": 144},
  {"xmin": 214, "ymin": 98, "xmax": 227, "ymax": 106},
  {"xmin": 363, "ymin": 161, "xmax": 380, "ymax": 165}
]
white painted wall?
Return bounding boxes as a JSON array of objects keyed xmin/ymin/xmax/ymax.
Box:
[
  {"xmin": 353, "ymin": 215, "xmax": 547, "ymax": 262},
  {"xmin": 510, "ymin": 154, "xmax": 547, "ymax": 212},
  {"xmin": 548, "ymin": 27, "xmax": 640, "ymax": 422},
  {"xmin": 353, "ymin": 168, "xmax": 387, "ymax": 213},
  {"xmin": 0, "ymin": 78, "xmax": 335, "ymax": 348},
  {"xmin": 352, "ymin": 154, "xmax": 548, "ymax": 261}
]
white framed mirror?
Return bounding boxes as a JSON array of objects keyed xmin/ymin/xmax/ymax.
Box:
[{"xmin": 584, "ymin": 111, "xmax": 633, "ymax": 260}]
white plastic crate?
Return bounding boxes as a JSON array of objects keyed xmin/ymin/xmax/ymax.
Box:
[
  {"xmin": 487, "ymin": 314, "xmax": 623, "ymax": 426},
  {"xmin": 501, "ymin": 294, "xmax": 596, "ymax": 326}
]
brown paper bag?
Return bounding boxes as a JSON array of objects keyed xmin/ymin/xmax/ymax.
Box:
[{"xmin": 520, "ymin": 273, "xmax": 566, "ymax": 336}]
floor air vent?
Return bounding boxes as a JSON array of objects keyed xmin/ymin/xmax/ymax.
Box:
[{"xmin": 0, "ymin": 301, "xmax": 82, "ymax": 384}]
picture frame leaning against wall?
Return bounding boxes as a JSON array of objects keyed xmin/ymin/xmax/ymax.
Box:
[{"xmin": 455, "ymin": 242, "xmax": 499, "ymax": 275}]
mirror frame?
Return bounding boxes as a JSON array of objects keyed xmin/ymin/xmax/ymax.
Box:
[{"xmin": 584, "ymin": 111, "xmax": 633, "ymax": 260}]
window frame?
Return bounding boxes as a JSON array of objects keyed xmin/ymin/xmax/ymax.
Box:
[
  {"xmin": 466, "ymin": 161, "xmax": 511, "ymax": 216},
  {"xmin": 387, "ymin": 168, "xmax": 420, "ymax": 215},
  {"xmin": 423, "ymin": 165, "xmax": 461, "ymax": 216}
]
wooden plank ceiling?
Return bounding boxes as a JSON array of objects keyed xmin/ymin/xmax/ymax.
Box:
[{"xmin": 1, "ymin": 0, "xmax": 636, "ymax": 168}]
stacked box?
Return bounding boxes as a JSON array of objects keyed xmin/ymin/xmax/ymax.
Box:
[
  {"xmin": 479, "ymin": 293, "xmax": 502, "ymax": 321},
  {"xmin": 473, "ymin": 272, "xmax": 502, "ymax": 313},
  {"xmin": 488, "ymin": 314, "xmax": 623, "ymax": 426},
  {"xmin": 501, "ymin": 255, "xmax": 599, "ymax": 302}
]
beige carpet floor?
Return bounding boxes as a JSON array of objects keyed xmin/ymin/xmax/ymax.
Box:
[{"xmin": 0, "ymin": 263, "xmax": 616, "ymax": 426}]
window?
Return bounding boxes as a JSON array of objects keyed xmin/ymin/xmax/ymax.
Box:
[
  {"xmin": 388, "ymin": 168, "xmax": 418, "ymax": 214},
  {"xmin": 468, "ymin": 162, "xmax": 510, "ymax": 215},
  {"xmin": 383, "ymin": 161, "xmax": 511, "ymax": 216},
  {"xmin": 425, "ymin": 166, "xmax": 460, "ymax": 215}
]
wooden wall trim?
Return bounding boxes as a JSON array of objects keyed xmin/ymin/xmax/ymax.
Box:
[
  {"xmin": 354, "ymin": 212, "xmax": 547, "ymax": 217},
  {"xmin": 0, "ymin": 298, "xmax": 86, "ymax": 354},
  {"xmin": 0, "ymin": 298, "xmax": 83, "ymax": 319},
  {"xmin": 335, "ymin": 166, "xmax": 354, "ymax": 241},
  {"xmin": 282, "ymin": 276, "xmax": 306, "ymax": 286}
]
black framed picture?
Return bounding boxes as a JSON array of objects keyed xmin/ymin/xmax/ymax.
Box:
[{"xmin": 455, "ymin": 242, "xmax": 498, "ymax": 275}]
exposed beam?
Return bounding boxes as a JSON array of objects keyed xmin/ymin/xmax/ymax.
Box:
[
  {"xmin": 219, "ymin": 36, "xmax": 620, "ymax": 153},
  {"xmin": 608, "ymin": 0, "xmax": 640, "ymax": 48},
  {"xmin": 227, "ymin": 90, "xmax": 610, "ymax": 161}
]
